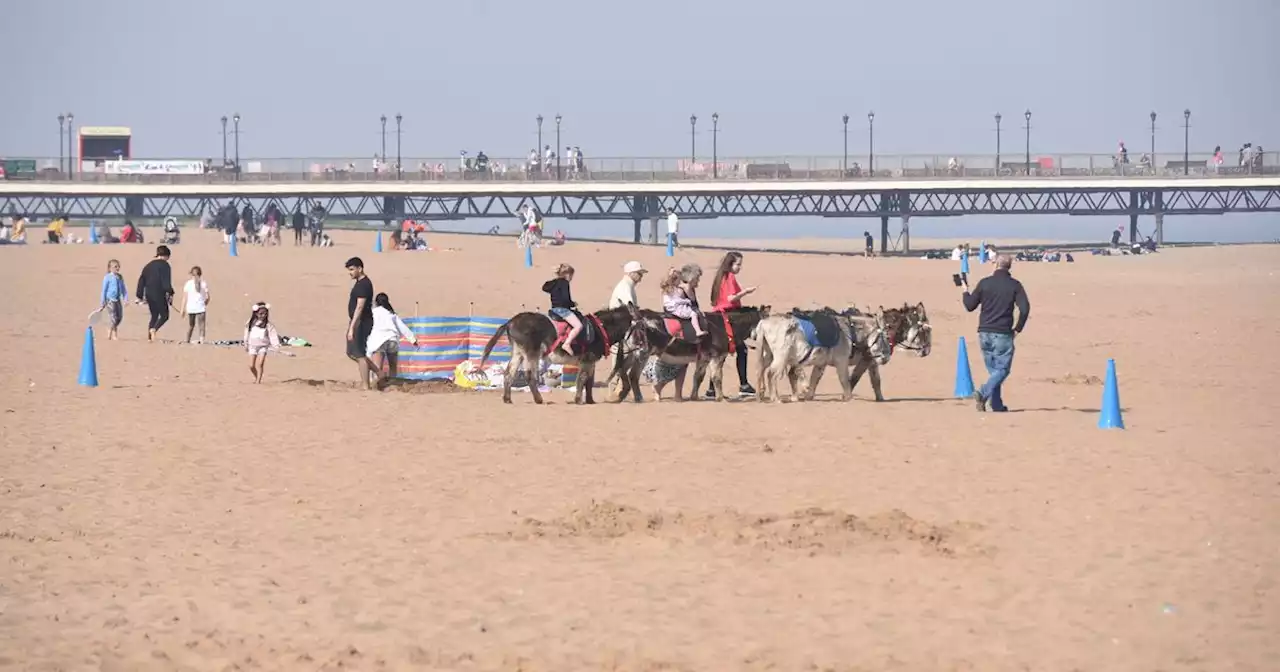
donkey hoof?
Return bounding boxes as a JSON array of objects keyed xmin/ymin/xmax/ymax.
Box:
[{"xmin": 502, "ymin": 397, "xmax": 513, "ymax": 404}]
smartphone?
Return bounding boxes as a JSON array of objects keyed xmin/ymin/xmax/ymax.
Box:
[{"xmin": 952, "ymin": 273, "xmax": 963, "ymax": 287}]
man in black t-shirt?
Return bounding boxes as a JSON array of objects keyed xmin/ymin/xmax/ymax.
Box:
[
  {"xmin": 136, "ymin": 245, "xmax": 175, "ymax": 341},
  {"xmin": 345, "ymin": 257, "xmax": 376, "ymax": 388}
]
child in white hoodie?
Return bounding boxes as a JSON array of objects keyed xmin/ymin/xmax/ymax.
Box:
[{"xmin": 366, "ymin": 292, "xmax": 419, "ymax": 386}]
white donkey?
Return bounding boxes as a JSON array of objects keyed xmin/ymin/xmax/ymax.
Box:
[{"xmin": 752, "ymin": 307, "xmax": 892, "ymax": 403}]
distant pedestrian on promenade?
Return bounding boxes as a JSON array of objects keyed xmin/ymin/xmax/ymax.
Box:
[{"xmin": 961, "ymin": 254, "xmax": 1030, "ymax": 412}]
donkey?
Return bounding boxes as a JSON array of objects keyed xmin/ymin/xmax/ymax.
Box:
[
  {"xmin": 622, "ymin": 305, "xmax": 772, "ymax": 401},
  {"xmin": 753, "ymin": 307, "xmax": 891, "ymax": 403},
  {"xmin": 844, "ymin": 302, "xmax": 933, "ymax": 401},
  {"xmin": 479, "ymin": 304, "xmax": 641, "ymax": 405}
]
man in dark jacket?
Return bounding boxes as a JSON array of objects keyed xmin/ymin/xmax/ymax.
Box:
[
  {"xmin": 961, "ymin": 254, "xmax": 1030, "ymax": 412},
  {"xmin": 135, "ymin": 245, "xmax": 175, "ymax": 341}
]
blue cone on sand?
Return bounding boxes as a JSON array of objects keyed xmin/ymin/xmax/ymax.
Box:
[
  {"xmin": 1098, "ymin": 358, "xmax": 1125, "ymax": 429},
  {"xmin": 524, "ymin": 243, "xmax": 533, "ymax": 268},
  {"xmin": 229, "ymin": 235, "xmax": 238, "ymax": 257},
  {"xmin": 374, "ymin": 231, "xmax": 383, "ymax": 253},
  {"xmin": 953, "ymin": 336, "xmax": 975, "ymax": 398},
  {"xmin": 78, "ymin": 327, "xmax": 98, "ymax": 387},
  {"xmin": 666, "ymin": 233, "xmax": 674, "ymax": 257}
]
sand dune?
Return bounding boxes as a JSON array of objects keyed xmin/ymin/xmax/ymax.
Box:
[{"xmin": 1, "ymin": 230, "xmax": 1277, "ymax": 670}]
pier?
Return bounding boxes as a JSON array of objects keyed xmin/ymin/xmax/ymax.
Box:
[{"xmin": 3, "ymin": 152, "xmax": 1279, "ymax": 252}]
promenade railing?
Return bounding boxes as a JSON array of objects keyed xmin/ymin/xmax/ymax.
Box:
[{"xmin": 4, "ymin": 151, "xmax": 1277, "ymax": 183}]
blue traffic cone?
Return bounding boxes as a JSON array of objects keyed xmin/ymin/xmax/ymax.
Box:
[
  {"xmin": 953, "ymin": 336, "xmax": 976, "ymax": 398},
  {"xmin": 88, "ymin": 223, "xmax": 99, "ymax": 244},
  {"xmin": 1098, "ymin": 359, "xmax": 1125, "ymax": 429},
  {"xmin": 78, "ymin": 327, "xmax": 98, "ymax": 387},
  {"xmin": 666, "ymin": 233, "xmax": 674, "ymax": 257},
  {"xmin": 524, "ymin": 243, "xmax": 533, "ymax": 268},
  {"xmin": 374, "ymin": 231, "xmax": 383, "ymax": 253},
  {"xmin": 229, "ymin": 235, "xmax": 238, "ymax": 257}
]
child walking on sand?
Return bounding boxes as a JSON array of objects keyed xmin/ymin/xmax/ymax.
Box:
[
  {"xmin": 180, "ymin": 266, "xmax": 211, "ymax": 344},
  {"xmin": 244, "ymin": 302, "xmax": 281, "ymax": 383},
  {"xmin": 100, "ymin": 259, "xmax": 128, "ymax": 340},
  {"xmin": 661, "ymin": 264, "xmax": 707, "ymax": 337}
]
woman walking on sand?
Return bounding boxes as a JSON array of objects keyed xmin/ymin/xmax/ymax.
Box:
[
  {"xmin": 179, "ymin": 266, "xmax": 211, "ymax": 344},
  {"xmin": 707, "ymin": 251, "xmax": 758, "ymax": 397},
  {"xmin": 366, "ymin": 292, "xmax": 420, "ymax": 388}
]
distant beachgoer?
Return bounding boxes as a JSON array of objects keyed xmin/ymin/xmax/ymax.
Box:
[
  {"xmin": 366, "ymin": 292, "xmax": 420, "ymax": 387},
  {"xmin": 135, "ymin": 245, "xmax": 175, "ymax": 342},
  {"xmin": 180, "ymin": 266, "xmax": 210, "ymax": 344},
  {"xmin": 100, "ymin": 259, "xmax": 128, "ymax": 341},
  {"xmin": 244, "ymin": 302, "xmax": 281, "ymax": 384},
  {"xmin": 864, "ymin": 231, "xmax": 874, "ymax": 257},
  {"xmin": 345, "ymin": 257, "xmax": 376, "ymax": 389},
  {"xmin": 665, "ymin": 209, "xmax": 680, "ymax": 246}
]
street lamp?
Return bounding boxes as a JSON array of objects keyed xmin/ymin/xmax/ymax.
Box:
[
  {"xmin": 1182, "ymin": 109, "xmax": 1191, "ymax": 175},
  {"xmin": 395, "ymin": 113, "xmax": 403, "ymax": 179},
  {"xmin": 842, "ymin": 114, "xmax": 850, "ymax": 175},
  {"xmin": 1149, "ymin": 111, "xmax": 1157, "ymax": 167},
  {"xmin": 555, "ymin": 113, "xmax": 562, "ymax": 181},
  {"xmin": 66, "ymin": 112, "xmax": 74, "ymax": 177},
  {"xmin": 1023, "ymin": 109, "xmax": 1032, "ymax": 175},
  {"xmin": 995, "ymin": 112, "xmax": 1003, "ymax": 172},
  {"xmin": 233, "ymin": 113, "xmax": 241, "ymax": 180},
  {"xmin": 380, "ymin": 114, "xmax": 387, "ymax": 164},
  {"xmin": 690, "ymin": 114, "xmax": 697, "ymax": 166},
  {"xmin": 536, "ymin": 114, "xmax": 543, "ymax": 165},
  {"xmin": 711, "ymin": 112, "xmax": 719, "ymax": 179},
  {"xmin": 57, "ymin": 114, "xmax": 66, "ymax": 174},
  {"xmin": 867, "ymin": 111, "xmax": 875, "ymax": 177},
  {"xmin": 220, "ymin": 116, "xmax": 228, "ymax": 164}
]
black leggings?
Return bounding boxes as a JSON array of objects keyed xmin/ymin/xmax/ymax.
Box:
[
  {"xmin": 294, "ymin": 227, "xmax": 304, "ymax": 243},
  {"xmin": 733, "ymin": 343, "xmax": 748, "ymax": 386},
  {"xmin": 147, "ymin": 297, "xmax": 170, "ymax": 331}
]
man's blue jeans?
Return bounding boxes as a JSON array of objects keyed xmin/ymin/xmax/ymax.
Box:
[{"xmin": 978, "ymin": 331, "xmax": 1015, "ymax": 411}]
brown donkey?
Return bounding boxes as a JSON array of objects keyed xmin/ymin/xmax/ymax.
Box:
[
  {"xmin": 622, "ymin": 305, "xmax": 771, "ymax": 401},
  {"xmin": 479, "ymin": 304, "xmax": 641, "ymax": 405},
  {"xmin": 845, "ymin": 302, "xmax": 933, "ymax": 401}
]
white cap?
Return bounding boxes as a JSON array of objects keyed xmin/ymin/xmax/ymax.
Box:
[{"xmin": 623, "ymin": 261, "xmax": 646, "ymax": 274}]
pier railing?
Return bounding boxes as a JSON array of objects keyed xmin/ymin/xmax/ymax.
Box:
[{"xmin": 5, "ymin": 151, "xmax": 1277, "ymax": 183}]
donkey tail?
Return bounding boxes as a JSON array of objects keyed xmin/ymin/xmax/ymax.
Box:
[{"xmin": 479, "ymin": 319, "xmax": 512, "ymax": 368}]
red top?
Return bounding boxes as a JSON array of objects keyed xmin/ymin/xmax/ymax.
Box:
[{"xmin": 714, "ymin": 272, "xmax": 743, "ymax": 311}]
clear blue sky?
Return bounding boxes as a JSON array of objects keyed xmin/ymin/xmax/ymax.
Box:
[{"xmin": 3, "ymin": 0, "xmax": 1277, "ymax": 242}]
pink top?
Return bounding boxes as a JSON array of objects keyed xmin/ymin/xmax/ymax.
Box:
[{"xmin": 714, "ymin": 273, "xmax": 743, "ymax": 311}]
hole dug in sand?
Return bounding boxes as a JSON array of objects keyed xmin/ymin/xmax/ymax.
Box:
[{"xmin": 492, "ymin": 500, "xmax": 990, "ymax": 558}]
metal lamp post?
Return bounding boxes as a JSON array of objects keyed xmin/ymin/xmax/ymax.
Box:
[
  {"xmin": 555, "ymin": 114, "xmax": 562, "ymax": 181},
  {"xmin": 233, "ymin": 113, "xmax": 241, "ymax": 180},
  {"xmin": 66, "ymin": 112, "xmax": 74, "ymax": 177},
  {"xmin": 395, "ymin": 113, "xmax": 403, "ymax": 179},
  {"xmin": 220, "ymin": 116, "xmax": 228, "ymax": 164},
  {"xmin": 380, "ymin": 115, "xmax": 387, "ymax": 164},
  {"xmin": 711, "ymin": 112, "xmax": 719, "ymax": 179},
  {"xmin": 1149, "ymin": 111, "xmax": 1157, "ymax": 167},
  {"xmin": 842, "ymin": 114, "xmax": 850, "ymax": 175},
  {"xmin": 1182, "ymin": 109, "xmax": 1191, "ymax": 175},
  {"xmin": 690, "ymin": 114, "xmax": 697, "ymax": 166},
  {"xmin": 995, "ymin": 112, "xmax": 1002, "ymax": 172},
  {"xmin": 1023, "ymin": 109, "xmax": 1032, "ymax": 175},
  {"xmin": 536, "ymin": 114, "xmax": 543, "ymax": 159},
  {"xmin": 867, "ymin": 111, "xmax": 875, "ymax": 177},
  {"xmin": 57, "ymin": 114, "xmax": 66, "ymax": 174}
]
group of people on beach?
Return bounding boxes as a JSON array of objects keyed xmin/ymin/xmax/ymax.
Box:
[{"xmin": 539, "ymin": 251, "xmax": 759, "ymax": 399}]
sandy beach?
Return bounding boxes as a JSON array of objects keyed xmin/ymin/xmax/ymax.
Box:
[{"xmin": 1, "ymin": 229, "xmax": 1277, "ymax": 670}]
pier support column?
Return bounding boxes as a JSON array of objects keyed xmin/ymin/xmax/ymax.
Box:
[
  {"xmin": 900, "ymin": 215, "xmax": 911, "ymax": 254},
  {"xmin": 879, "ymin": 215, "xmax": 890, "ymax": 254},
  {"xmin": 1129, "ymin": 212, "xmax": 1139, "ymax": 244},
  {"xmin": 1154, "ymin": 212, "xmax": 1164, "ymax": 245},
  {"xmin": 633, "ymin": 217, "xmax": 642, "ymax": 243}
]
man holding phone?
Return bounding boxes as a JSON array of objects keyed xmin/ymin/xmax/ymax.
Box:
[{"xmin": 960, "ymin": 254, "xmax": 1030, "ymax": 412}]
